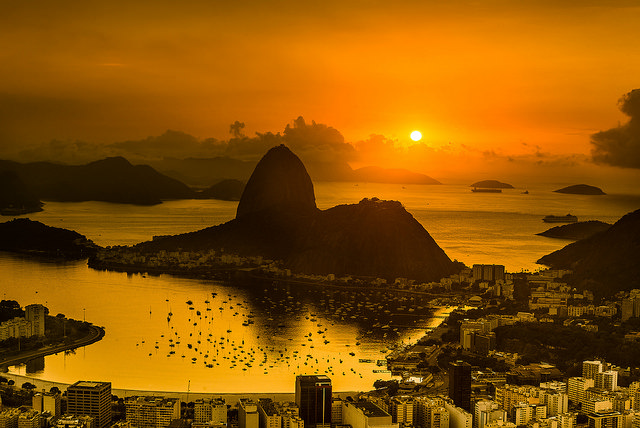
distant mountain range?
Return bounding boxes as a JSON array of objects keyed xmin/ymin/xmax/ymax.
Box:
[
  {"xmin": 198, "ymin": 179, "xmax": 245, "ymax": 201},
  {"xmin": 0, "ymin": 170, "xmax": 43, "ymax": 215},
  {"xmin": 0, "ymin": 155, "xmax": 441, "ymax": 213},
  {"xmin": 538, "ymin": 209, "xmax": 640, "ymax": 297},
  {"xmin": 150, "ymin": 157, "xmax": 441, "ymax": 186},
  {"xmin": 136, "ymin": 145, "xmax": 456, "ymax": 281}
]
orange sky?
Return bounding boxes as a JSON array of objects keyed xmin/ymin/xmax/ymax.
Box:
[{"xmin": 1, "ymin": 1, "xmax": 640, "ymax": 160}]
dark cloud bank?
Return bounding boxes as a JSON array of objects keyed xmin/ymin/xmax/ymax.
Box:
[{"xmin": 591, "ymin": 88, "xmax": 640, "ymax": 169}]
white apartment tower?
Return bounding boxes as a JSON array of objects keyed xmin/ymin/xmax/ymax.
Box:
[
  {"xmin": 541, "ymin": 390, "xmax": 569, "ymax": 416},
  {"xmin": 194, "ymin": 398, "xmax": 227, "ymax": 424},
  {"xmin": 595, "ymin": 371, "xmax": 618, "ymax": 392},
  {"xmin": 583, "ymin": 361, "xmax": 604, "ymax": 380},
  {"xmin": 431, "ymin": 407, "xmax": 450, "ymax": 428},
  {"xmin": 258, "ymin": 399, "xmax": 282, "ymax": 428},
  {"xmin": 475, "ymin": 400, "xmax": 506, "ymax": 428},
  {"xmin": 32, "ymin": 391, "xmax": 62, "ymax": 417},
  {"xmin": 568, "ymin": 377, "xmax": 595, "ymax": 405},
  {"xmin": 25, "ymin": 304, "xmax": 46, "ymax": 337},
  {"xmin": 17, "ymin": 411, "xmax": 40, "ymax": 428},
  {"xmin": 239, "ymin": 399, "xmax": 259, "ymax": 428},
  {"xmin": 124, "ymin": 396, "xmax": 180, "ymax": 428}
]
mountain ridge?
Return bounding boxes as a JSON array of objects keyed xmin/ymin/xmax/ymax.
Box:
[
  {"xmin": 537, "ymin": 209, "xmax": 640, "ymax": 298},
  {"xmin": 0, "ymin": 157, "xmax": 196, "ymax": 205},
  {"xmin": 135, "ymin": 145, "xmax": 456, "ymax": 281}
]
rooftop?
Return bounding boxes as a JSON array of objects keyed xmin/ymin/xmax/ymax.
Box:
[
  {"xmin": 351, "ymin": 401, "xmax": 389, "ymax": 418},
  {"xmin": 69, "ymin": 381, "xmax": 111, "ymax": 390}
]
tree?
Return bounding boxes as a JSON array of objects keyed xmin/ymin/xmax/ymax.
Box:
[
  {"xmin": 50, "ymin": 386, "xmax": 61, "ymax": 394},
  {"xmin": 21, "ymin": 382, "xmax": 36, "ymax": 390}
]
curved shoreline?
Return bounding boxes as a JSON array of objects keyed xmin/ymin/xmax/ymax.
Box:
[
  {"xmin": 0, "ymin": 324, "xmax": 105, "ymax": 369},
  {"xmin": 1, "ymin": 372, "xmax": 356, "ymax": 402}
]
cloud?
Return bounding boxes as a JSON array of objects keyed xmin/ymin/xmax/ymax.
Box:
[
  {"xmin": 591, "ymin": 89, "xmax": 640, "ymax": 168},
  {"xmin": 8, "ymin": 117, "xmax": 357, "ymax": 166}
]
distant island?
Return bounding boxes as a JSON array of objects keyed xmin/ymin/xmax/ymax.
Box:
[
  {"xmin": 536, "ymin": 220, "xmax": 611, "ymax": 240},
  {"xmin": 553, "ymin": 184, "xmax": 606, "ymax": 195},
  {"xmin": 470, "ymin": 180, "xmax": 514, "ymax": 189},
  {"xmin": 0, "ymin": 218, "xmax": 98, "ymax": 259}
]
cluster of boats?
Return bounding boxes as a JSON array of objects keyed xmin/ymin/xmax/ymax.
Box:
[{"xmin": 135, "ymin": 284, "xmax": 432, "ymax": 379}]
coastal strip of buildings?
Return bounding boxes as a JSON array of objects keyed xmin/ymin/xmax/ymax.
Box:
[
  {"xmin": 0, "ymin": 304, "xmax": 46, "ymax": 341},
  {"xmin": 2, "ymin": 363, "xmax": 640, "ymax": 428}
]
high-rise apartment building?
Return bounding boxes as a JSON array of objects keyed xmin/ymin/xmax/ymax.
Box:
[
  {"xmin": 341, "ymin": 400, "xmax": 397, "ymax": 428},
  {"xmin": 239, "ymin": 399, "xmax": 259, "ymax": 428},
  {"xmin": 24, "ymin": 304, "xmax": 46, "ymax": 337},
  {"xmin": 390, "ymin": 397, "xmax": 414, "ymax": 426},
  {"xmin": 125, "ymin": 396, "xmax": 180, "ymax": 428},
  {"xmin": 443, "ymin": 401, "xmax": 472, "ymax": 428},
  {"xmin": 595, "ymin": 371, "xmax": 618, "ymax": 392},
  {"xmin": 540, "ymin": 390, "xmax": 569, "ymax": 416},
  {"xmin": 17, "ymin": 411, "xmax": 40, "ymax": 428},
  {"xmin": 331, "ymin": 398, "xmax": 343, "ymax": 425},
  {"xmin": 583, "ymin": 361, "xmax": 604, "ymax": 380},
  {"xmin": 472, "ymin": 265, "xmax": 505, "ymax": 282},
  {"xmin": 258, "ymin": 399, "xmax": 282, "ymax": 428},
  {"xmin": 431, "ymin": 407, "xmax": 450, "ymax": 428},
  {"xmin": 449, "ymin": 361, "xmax": 472, "ymax": 412},
  {"xmin": 0, "ymin": 409, "xmax": 22, "ymax": 428},
  {"xmin": 194, "ymin": 398, "xmax": 226, "ymax": 424},
  {"xmin": 295, "ymin": 375, "xmax": 332, "ymax": 428},
  {"xmin": 32, "ymin": 391, "xmax": 62, "ymax": 417},
  {"xmin": 66, "ymin": 381, "xmax": 112, "ymax": 428},
  {"xmin": 588, "ymin": 410, "xmax": 623, "ymax": 428},
  {"xmin": 568, "ymin": 377, "xmax": 595, "ymax": 405},
  {"xmin": 475, "ymin": 400, "xmax": 506, "ymax": 428}
]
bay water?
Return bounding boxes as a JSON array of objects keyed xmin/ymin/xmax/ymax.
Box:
[{"xmin": 1, "ymin": 182, "xmax": 639, "ymax": 393}]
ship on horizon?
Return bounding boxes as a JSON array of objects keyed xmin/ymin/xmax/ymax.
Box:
[
  {"xmin": 543, "ymin": 214, "xmax": 578, "ymax": 223},
  {"xmin": 471, "ymin": 187, "xmax": 502, "ymax": 193}
]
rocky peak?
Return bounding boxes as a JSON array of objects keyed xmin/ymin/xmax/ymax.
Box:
[{"xmin": 236, "ymin": 145, "xmax": 317, "ymax": 219}]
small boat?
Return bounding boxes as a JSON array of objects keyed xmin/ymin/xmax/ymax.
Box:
[{"xmin": 543, "ymin": 214, "xmax": 578, "ymax": 223}]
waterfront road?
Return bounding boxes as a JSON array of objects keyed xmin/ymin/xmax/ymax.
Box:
[{"xmin": 0, "ymin": 324, "xmax": 105, "ymax": 369}]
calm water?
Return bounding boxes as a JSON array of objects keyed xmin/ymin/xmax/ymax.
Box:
[{"xmin": 2, "ymin": 182, "xmax": 639, "ymax": 392}]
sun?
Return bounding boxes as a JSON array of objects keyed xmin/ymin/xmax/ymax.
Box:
[{"xmin": 410, "ymin": 130, "xmax": 422, "ymax": 141}]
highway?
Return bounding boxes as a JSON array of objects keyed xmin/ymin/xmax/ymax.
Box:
[{"xmin": 0, "ymin": 324, "xmax": 105, "ymax": 369}]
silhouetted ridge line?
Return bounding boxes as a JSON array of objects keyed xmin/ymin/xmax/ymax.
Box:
[
  {"xmin": 0, "ymin": 157, "xmax": 196, "ymax": 205},
  {"xmin": 537, "ymin": 208, "xmax": 640, "ymax": 297},
  {"xmin": 138, "ymin": 145, "xmax": 456, "ymax": 282}
]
